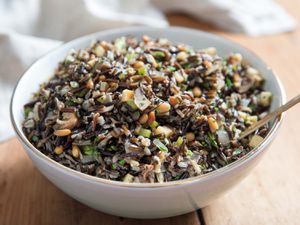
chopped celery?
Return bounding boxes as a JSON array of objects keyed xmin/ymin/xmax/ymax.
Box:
[
  {"xmin": 186, "ymin": 150, "xmax": 193, "ymax": 157},
  {"xmin": 175, "ymin": 136, "xmax": 184, "ymax": 146},
  {"xmin": 151, "ymin": 51, "xmax": 165, "ymax": 59},
  {"xmin": 139, "ymin": 128, "xmax": 152, "ymax": 138},
  {"xmin": 149, "ymin": 121, "xmax": 159, "ymax": 129},
  {"xmin": 137, "ymin": 67, "xmax": 147, "ymax": 76},
  {"xmin": 225, "ymin": 77, "xmax": 232, "ymax": 88},
  {"xmin": 153, "ymin": 139, "xmax": 168, "ymax": 152},
  {"xmin": 118, "ymin": 73, "xmax": 126, "ymax": 80}
]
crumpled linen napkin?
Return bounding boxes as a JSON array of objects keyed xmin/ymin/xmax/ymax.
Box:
[{"xmin": 0, "ymin": 0, "xmax": 296, "ymax": 141}]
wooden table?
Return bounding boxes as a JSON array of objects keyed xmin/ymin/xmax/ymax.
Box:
[{"xmin": 1, "ymin": 1, "xmax": 300, "ymax": 224}]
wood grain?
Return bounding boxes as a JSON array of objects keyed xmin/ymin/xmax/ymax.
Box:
[
  {"xmin": 169, "ymin": 0, "xmax": 300, "ymax": 224},
  {"xmin": 0, "ymin": 138, "xmax": 200, "ymax": 225}
]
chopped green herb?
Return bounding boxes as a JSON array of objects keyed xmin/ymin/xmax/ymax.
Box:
[
  {"xmin": 111, "ymin": 163, "xmax": 118, "ymax": 170},
  {"xmin": 201, "ymin": 82, "xmax": 210, "ymax": 90},
  {"xmin": 65, "ymin": 99, "xmax": 77, "ymax": 106},
  {"xmin": 180, "ymin": 84, "xmax": 188, "ymax": 91},
  {"xmin": 75, "ymin": 89, "xmax": 88, "ymax": 97},
  {"xmin": 173, "ymin": 175, "xmax": 181, "ymax": 180},
  {"xmin": 232, "ymin": 65, "xmax": 238, "ymax": 72},
  {"xmin": 118, "ymin": 159, "xmax": 126, "ymax": 166},
  {"xmin": 83, "ymin": 145, "xmax": 96, "ymax": 155},
  {"xmin": 207, "ymin": 132, "xmax": 218, "ymax": 149},
  {"xmin": 132, "ymin": 111, "xmax": 141, "ymax": 120},
  {"xmin": 233, "ymin": 148, "xmax": 242, "ymax": 156},
  {"xmin": 126, "ymin": 53, "xmax": 137, "ymax": 63},
  {"xmin": 94, "ymin": 136, "xmax": 100, "ymax": 142},
  {"xmin": 225, "ymin": 77, "xmax": 233, "ymax": 88},
  {"xmin": 31, "ymin": 135, "xmax": 39, "ymax": 142},
  {"xmin": 108, "ymin": 145, "xmax": 118, "ymax": 151}
]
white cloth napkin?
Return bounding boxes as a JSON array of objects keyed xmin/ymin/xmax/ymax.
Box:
[{"xmin": 0, "ymin": 0, "xmax": 296, "ymax": 141}]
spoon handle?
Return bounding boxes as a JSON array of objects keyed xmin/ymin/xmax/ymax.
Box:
[{"xmin": 239, "ymin": 94, "xmax": 300, "ymax": 139}]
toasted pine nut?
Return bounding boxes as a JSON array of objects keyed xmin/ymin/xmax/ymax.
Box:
[
  {"xmin": 54, "ymin": 146, "xmax": 64, "ymax": 155},
  {"xmin": 186, "ymin": 132, "xmax": 195, "ymax": 142},
  {"xmin": 208, "ymin": 117, "xmax": 219, "ymax": 133},
  {"xmin": 156, "ymin": 102, "xmax": 171, "ymax": 114},
  {"xmin": 72, "ymin": 145, "xmax": 81, "ymax": 158},
  {"xmin": 54, "ymin": 129, "xmax": 71, "ymax": 136},
  {"xmin": 192, "ymin": 87, "xmax": 202, "ymax": 97},
  {"xmin": 133, "ymin": 61, "xmax": 144, "ymax": 69},
  {"xmin": 139, "ymin": 114, "xmax": 149, "ymax": 124}
]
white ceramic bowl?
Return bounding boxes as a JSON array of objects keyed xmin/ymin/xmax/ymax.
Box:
[{"xmin": 11, "ymin": 27, "xmax": 285, "ymax": 219}]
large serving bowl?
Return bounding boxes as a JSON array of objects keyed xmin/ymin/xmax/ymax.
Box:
[{"xmin": 10, "ymin": 27, "xmax": 285, "ymax": 219}]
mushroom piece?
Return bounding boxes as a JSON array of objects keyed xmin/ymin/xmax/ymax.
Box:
[
  {"xmin": 134, "ymin": 88, "xmax": 151, "ymax": 111},
  {"xmin": 56, "ymin": 112, "xmax": 78, "ymax": 130},
  {"xmin": 238, "ymin": 76, "xmax": 255, "ymax": 93}
]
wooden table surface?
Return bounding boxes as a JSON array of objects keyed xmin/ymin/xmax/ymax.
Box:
[{"xmin": 1, "ymin": 1, "xmax": 300, "ymax": 224}]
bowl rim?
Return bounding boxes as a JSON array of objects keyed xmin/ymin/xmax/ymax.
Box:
[{"xmin": 10, "ymin": 26, "xmax": 286, "ymax": 188}]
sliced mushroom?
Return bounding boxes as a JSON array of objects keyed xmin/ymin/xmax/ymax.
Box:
[{"xmin": 56, "ymin": 112, "xmax": 78, "ymax": 129}]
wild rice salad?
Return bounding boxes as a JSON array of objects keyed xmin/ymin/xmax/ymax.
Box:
[{"xmin": 22, "ymin": 36, "xmax": 272, "ymax": 183}]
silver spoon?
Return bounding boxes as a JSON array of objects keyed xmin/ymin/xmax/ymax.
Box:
[{"xmin": 239, "ymin": 94, "xmax": 300, "ymax": 139}]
